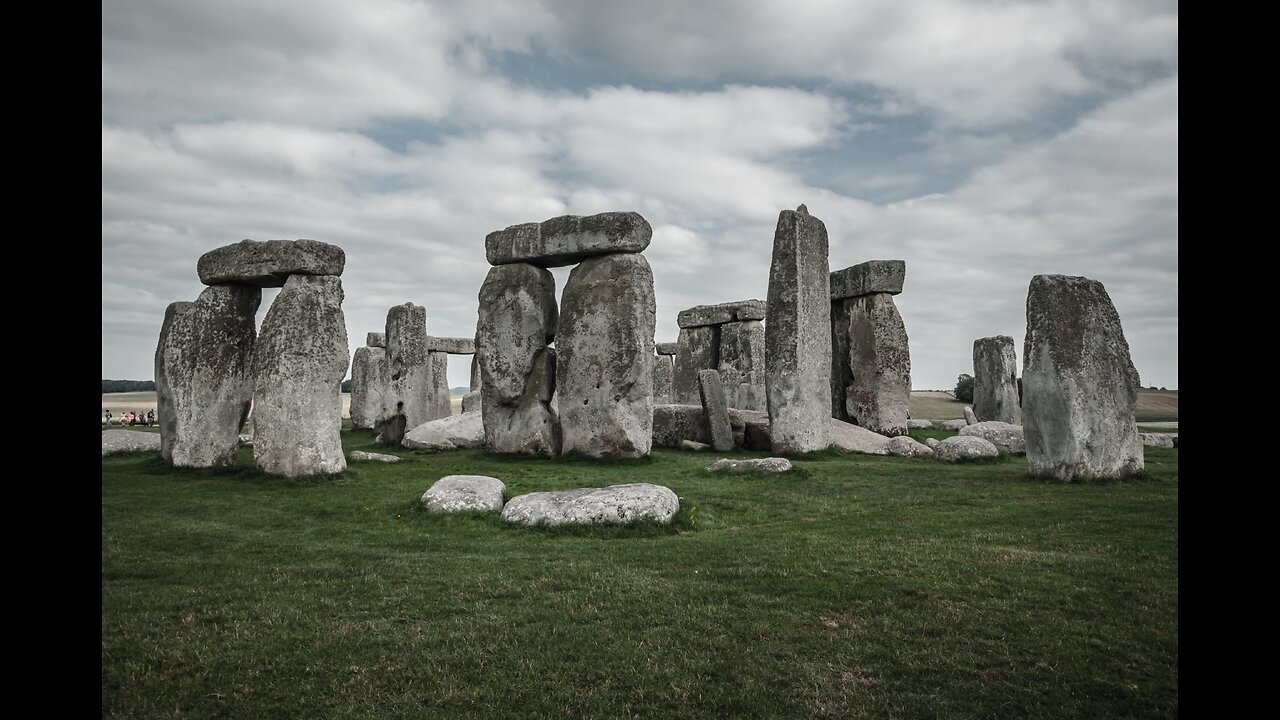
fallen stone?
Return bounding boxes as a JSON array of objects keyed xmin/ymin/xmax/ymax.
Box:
[
  {"xmin": 350, "ymin": 450, "xmax": 401, "ymax": 463},
  {"xmin": 486, "ymin": 212, "xmax": 652, "ymax": 267},
  {"xmin": 972, "ymin": 335, "xmax": 1022, "ymax": 424},
  {"xmin": 422, "ymin": 475, "xmax": 506, "ymax": 513},
  {"xmin": 830, "ymin": 418, "xmax": 891, "ymax": 455},
  {"xmin": 964, "ymin": 406, "xmax": 978, "ymax": 425},
  {"xmin": 102, "ymin": 430, "xmax": 161, "ymax": 457},
  {"xmin": 680, "ymin": 440, "xmax": 710, "ymax": 451},
  {"xmin": 426, "ymin": 336, "xmax": 476, "ymax": 354},
  {"xmin": 925, "ymin": 438, "xmax": 941, "ymax": 450},
  {"xmin": 829, "ymin": 260, "xmax": 906, "ymax": 299},
  {"xmin": 698, "ymin": 369, "xmax": 734, "ymax": 451},
  {"xmin": 960, "ymin": 421, "xmax": 1026, "ymax": 455},
  {"xmin": 934, "ymin": 435, "xmax": 1000, "ymax": 462},
  {"xmin": 402, "ymin": 412, "xmax": 485, "ymax": 451},
  {"xmin": 940, "ymin": 419, "xmax": 968, "ymax": 431},
  {"xmin": 886, "ymin": 435, "xmax": 935, "ymax": 458},
  {"xmin": 501, "ymin": 483, "xmax": 678, "ymax": 526},
  {"xmin": 651, "ymin": 404, "xmax": 753, "ymax": 449},
  {"xmin": 197, "ymin": 238, "xmax": 344, "ymax": 287},
  {"xmin": 906, "ymin": 419, "xmax": 933, "ymax": 429},
  {"xmin": 677, "ymin": 299, "xmax": 767, "ymax": 328},
  {"xmin": 1140, "ymin": 432, "xmax": 1175, "ymax": 449},
  {"xmin": 706, "ymin": 457, "xmax": 793, "ymax": 473}
]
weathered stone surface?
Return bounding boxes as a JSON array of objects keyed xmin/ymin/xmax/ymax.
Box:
[
  {"xmin": 477, "ymin": 264, "xmax": 560, "ymax": 455},
  {"xmin": 740, "ymin": 410, "xmax": 772, "ymax": 451},
  {"xmin": 655, "ymin": 342, "xmax": 679, "ymax": 356},
  {"xmin": 1023, "ymin": 274, "xmax": 1143, "ymax": 481},
  {"xmin": 830, "ymin": 260, "xmax": 906, "ymax": 300},
  {"xmin": 197, "ymin": 238, "xmax": 344, "ymax": 287},
  {"xmin": 238, "ymin": 434, "xmax": 253, "ymax": 445},
  {"xmin": 672, "ymin": 325, "xmax": 718, "ymax": 405},
  {"xmin": 925, "ymin": 437, "xmax": 941, "ymax": 450},
  {"xmin": 349, "ymin": 346, "xmax": 387, "ymax": 430},
  {"xmin": 698, "ymin": 369, "xmax": 734, "ymax": 452},
  {"xmin": 653, "ymin": 354, "xmax": 674, "ymax": 403},
  {"xmin": 402, "ymin": 412, "xmax": 485, "ymax": 451},
  {"xmin": 680, "ymin": 440, "xmax": 710, "ymax": 451},
  {"xmin": 501, "ymin": 483, "xmax": 678, "ymax": 526},
  {"xmin": 934, "ymin": 435, "xmax": 1000, "ymax": 462},
  {"xmin": 886, "ymin": 435, "xmax": 934, "ymax": 458},
  {"xmin": 252, "ymin": 275, "xmax": 348, "ymax": 476},
  {"xmin": 964, "ymin": 406, "xmax": 978, "ymax": 425},
  {"xmin": 366, "ymin": 332, "xmax": 386, "ymax": 348},
  {"xmin": 766, "ymin": 205, "xmax": 832, "ymax": 452},
  {"xmin": 427, "ymin": 351, "xmax": 452, "ymax": 421},
  {"xmin": 376, "ymin": 303, "xmax": 432, "ymax": 444},
  {"xmin": 102, "ymin": 429, "xmax": 162, "ymax": 456},
  {"xmin": 556, "ymin": 253, "xmax": 655, "ymax": 458},
  {"xmin": 422, "ymin": 475, "xmax": 506, "ymax": 513},
  {"xmin": 706, "ymin": 457, "xmax": 793, "ymax": 473},
  {"xmin": 832, "ymin": 292, "xmax": 910, "ymax": 436},
  {"xmin": 470, "ymin": 354, "xmax": 482, "ymax": 391},
  {"xmin": 960, "ymin": 421, "xmax": 1026, "ymax": 455},
  {"xmin": 486, "ymin": 212, "xmax": 652, "ymax": 268},
  {"xmin": 461, "ymin": 390, "xmax": 482, "ymax": 414},
  {"xmin": 907, "ymin": 419, "xmax": 933, "ymax": 429},
  {"xmin": 651, "ymin": 404, "xmax": 752, "ymax": 449},
  {"xmin": 830, "ymin": 418, "xmax": 891, "ymax": 455},
  {"xmin": 426, "ymin": 336, "xmax": 476, "ymax": 354},
  {"xmin": 350, "ymin": 450, "xmax": 401, "ymax": 463},
  {"xmin": 940, "ymin": 419, "xmax": 968, "ymax": 431},
  {"xmin": 973, "ymin": 336, "xmax": 1022, "ymax": 425},
  {"xmin": 719, "ymin": 320, "xmax": 765, "ymax": 411},
  {"xmin": 1141, "ymin": 432, "xmax": 1175, "ymax": 449},
  {"xmin": 155, "ymin": 285, "xmax": 259, "ymax": 467},
  {"xmin": 677, "ymin": 299, "xmax": 767, "ymax": 328}
]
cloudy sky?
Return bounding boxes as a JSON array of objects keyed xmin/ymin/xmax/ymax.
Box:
[{"xmin": 102, "ymin": 0, "xmax": 1178, "ymax": 391}]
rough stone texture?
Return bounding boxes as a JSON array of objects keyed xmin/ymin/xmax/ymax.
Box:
[
  {"xmin": 719, "ymin": 320, "xmax": 765, "ymax": 411},
  {"xmin": 907, "ymin": 419, "xmax": 933, "ymax": 429},
  {"xmin": 154, "ymin": 300, "xmax": 194, "ymax": 462},
  {"xmin": 832, "ymin": 292, "xmax": 910, "ymax": 436},
  {"xmin": 655, "ymin": 342, "xmax": 679, "ymax": 356},
  {"xmin": 886, "ymin": 435, "xmax": 935, "ymax": 458},
  {"xmin": 653, "ymin": 354, "xmax": 674, "ymax": 403},
  {"xmin": 964, "ymin": 406, "xmax": 978, "ymax": 425},
  {"xmin": 680, "ymin": 440, "xmax": 710, "ymax": 451},
  {"xmin": 925, "ymin": 438, "xmax": 941, "ymax": 450},
  {"xmin": 740, "ymin": 410, "xmax": 773, "ymax": 451},
  {"xmin": 402, "ymin": 412, "xmax": 485, "ymax": 451},
  {"xmin": 366, "ymin": 332, "xmax": 386, "ymax": 348},
  {"xmin": 349, "ymin": 346, "xmax": 387, "ymax": 430},
  {"xmin": 1141, "ymin": 432, "xmax": 1175, "ymax": 449},
  {"xmin": 427, "ymin": 351, "xmax": 452, "ymax": 421},
  {"xmin": 461, "ymin": 390, "xmax": 482, "ymax": 414},
  {"xmin": 238, "ymin": 434, "xmax": 253, "ymax": 445},
  {"xmin": 422, "ymin": 475, "xmax": 506, "ymax": 513},
  {"xmin": 252, "ymin": 275, "xmax": 348, "ymax": 476},
  {"xmin": 426, "ymin": 336, "xmax": 476, "ymax": 354},
  {"xmin": 486, "ymin": 212, "xmax": 652, "ymax": 268},
  {"xmin": 940, "ymin": 419, "xmax": 969, "ymax": 431},
  {"xmin": 556, "ymin": 253, "xmax": 655, "ymax": 458},
  {"xmin": 706, "ymin": 457, "xmax": 793, "ymax": 473},
  {"xmin": 829, "ymin": 260, "xmax": 906, "ymax": 300},
  {"xmin": 1023, "ymin": 274, "xmax": 1143, "ymax": 481},
  {"xmin": 934, "ymin": 435, "xmax": 1000, "ymax": 462},
  {"xmin": 651, "ymin": 404, "xmax": 752, "ymax": 449},
  {"xmin": 501, "ymin": 483, "xmax": 679, "ymax": 526},
  {"xmin": 960, "ymin": 421, "xmax": 1026, "ymax": 455},
  {"xmin": 766, "ymin": 205, "xmax": 833, "ymax": 452},
  {"xmin": 470, "ymin": 354, "xmax": 482, "ymax": 391},
  {"xmin": 830, "ymin": 418, "xmax": 891, "ymax": 455},
  {"xmin": 155, "ymin": 285, "xmax": 260, "ymax": 467},
  {"xmin": 102, "ymin": 430, "xmax": 162, "ymax": 456},
  {"xmin": 197, "ymin": 238, "xmax": 345, "ymax": 287},
  {"xmin": 677, "ymin": 299, "xmax": 767, "ymax": 328},
  {"xmin": 477, "ymin": 264, "xmax": 560, "ymax": 455},
  {"xmin": 973, "ymin": 336, "xmax": 1022, "ymax": 425},
  {"xmin": 350, "ymin": 450, "xmax": 401, "ymax": 463},
  {"xmin": 672, "ymin": 325, "xmax": 718, "ymax": 405},
  {"xmin": 698, "ymin": 369, "xmax": 734, "ymax": 452},
  {"xmin": 376, "ymin": 303, "xmax": 432, "ymax": 444}
]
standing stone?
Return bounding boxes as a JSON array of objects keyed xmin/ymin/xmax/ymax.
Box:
[
  {"xmin": 154, "ymin": 300, "xmax": 194, "ymax": 462},
  {"xmin": 698, "ymin": 369, "xmax": 734, "ymax": 452},
  {"xmin": 653, "ymin": 353, "xmax": 674, "ymax": 403},
  {"xmin": 1023, "ymin": 274, "xmax": 1143, "ymax": 481},
  {"xmin": 973, "ymin": 336, "xmax": 1022, "ymax": 425},
  {"xmin": 461, "ymin": 390, "xmax": 481, "ymax": 414},
  {"xmin": 252, "ymin": 275, "xmax": 348, "ymax": 476},
  {"xmin": 427, "ymin": 351, "xmax": 452, "ymax": 420},
  {"xmin": 154, "ymin": 285, "xmax": 259, "ymax": 467},
  {"xmin": 963, "ymin": 406, "xmax": 978, "ymax": 425},
  {"xmin": 376, "ymin": 303, "xmax": 431, "ymax": 444},
  {"xmin": 673, "ymin": 325, "xmax": 718, "ymax": 405},
  {"xmin": 765, "ymin": 205, "xmax": 832, "ymax": 452},
  {"xmin": 349, "ymin": 346, "xmax": 387, "ymax": 430},
  {"xmin": 832, "ymin": 292, "xmax": 910, "ymax": 436},
  {"xmin": 470, "ymin": 353, "xmax": 482, "ymax": 391},
  {"xmin": 557, "ymin": 253, "xmax": 655, "ymax": 458},
  {"xmin": 718, "ymin": 319, "xmax": 765, "ymax": 411},
  {"xmin": 477, "ymin": 263, "xmax": 560, "ymax": 455}
]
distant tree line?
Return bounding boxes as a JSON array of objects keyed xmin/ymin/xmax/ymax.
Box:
[{"xmin": 102, "ymin": 379, "xmax": 156, "ymax": 393}]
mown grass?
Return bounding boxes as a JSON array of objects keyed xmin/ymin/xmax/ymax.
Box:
[{"xmin": 102, "ymin": 429, "xmax": 1178, "ymax": 719}]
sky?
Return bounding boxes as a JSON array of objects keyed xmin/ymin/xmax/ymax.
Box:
[{"xmin": 102, "ymin": 0, "xmax": 1178, "ymax": 391}]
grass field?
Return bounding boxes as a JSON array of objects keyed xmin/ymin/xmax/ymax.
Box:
[{"xmin": 102, "ymin": 429, "xmax": 1178, "ymax": 718}]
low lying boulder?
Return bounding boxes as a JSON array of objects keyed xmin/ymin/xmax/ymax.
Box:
[
  {"xmin": 940, "ymin": 419, "xmax": 968, "ymax": 431},
  {"xmin": 402, "ymin": 412, "xmax": 484, "ymax": 451},
  {"xmin": 906, "ymin": 419, "xmax": 933, "ymax": 429},
  {"xmin": 886, "ymin": 435, "xmax": 934, "ymax": 458},
  {"xmin": 934, "ymin": 435, "xmax": 999, "ymax": 462},
  {"xmin": 706, "ymin": 457, "xmax": 793, "ymax": 473},
  {"xmin": 830, "ymin": 419, "xmax": 891, "ymax": 455},
  {"xmin": 350, "ymin": 450, "xmax": 401, "ymax": 463},
  {"xmin": 422, "ymin": 475, "xmax": 506, "ymax": 513},
  {"xmin": 1140, "ymin": 433, "xmax": 1176, "ymax": 449},
  {"xmin": 102, "ymin": 430, "xmax": 161, "ymax": 457},
  {"xmin": 501, "ymin": 483, "xmax": 678, "ymax": 526},
  {"xmin": 959, "ymin": 421, "xmax": 1026, "ymax": 455}
]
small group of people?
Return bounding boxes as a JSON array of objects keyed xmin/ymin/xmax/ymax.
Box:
[{"xmin": 104, "ymin": 409, "xmax": 154, "ymax": 427}]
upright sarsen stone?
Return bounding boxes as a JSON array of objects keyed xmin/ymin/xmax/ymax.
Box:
[
  {"xmin": 672, "ymin": 326, "xmax": 718, "ymax": 405},
  {"xmin": 718, "ymin": 319, "xmax": 765, "ymax": 411},
  {"xmin": 477, "ymin": 263, "xmax": 560, "ymax": 455},
  {"xmin": 154, "ymin": 300, "xmax": 194, "ymax": 462},
  {"xmin": 350, "ymin": 346, "xmax": 387, "ymax": 430},
  {"xmin": 376, "ymin": 303, "xmax": 431, "ymax": 443},
  {"xmin": 155, "ymin": 285, "xmax": 259, "ymax": 467},
  {"xmin": 973, "ymin": 336, "xmax": 1022, "ymax": 425},
  {"xmin": 1023, "ymin": 274, "xmax": 1142, "ymax": 481},
  {"xmin": 252, "ymin": 275, "xmax": 348, "ymax": 476},
  {"xmin": 427, "ymin": 351, "xmax": 452, "ymax": 420},
  {"xmin": 698, "ymin": 369, "xmax": 734, "ymax": 452},
  {"xmin": 765, "ymin": 205, "xmax": 832, "ymax": 452},
  {"xmin": 653, "ymin": 354, "xmax": 674, "ymax": 403},
  {"xmin": 839, "ymin": 293, "xmax": 910, "ymax": 436},
  {"xmin": 557, "ymin": 253, "xmax": 655, "ymax": 458}
]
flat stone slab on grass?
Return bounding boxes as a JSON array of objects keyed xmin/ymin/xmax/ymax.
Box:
[
  {"xmin": 886, "ymin": 435, "xmax": 934, "ymax": 458},
  {"xmin": 706, "ymin": 457, "xmax": 793, "ymax": 473},
  {"xmin": 907, "ymin": 419, "xmax": 933, "ymax": 429},
  {"xmin": 959, "ymin": 421, "xmax": 1026, "ymax": 455},
  {"xmin": 486, "ymin": 212, "xmax": 652, "ymax": 267},
  {"xmin": 830, "ymin": 418, "xmax": 891, "ymax": 455},
  {"xmin": 501, "ymin": 483, "xmax": 679, "ymax": 526},
  {"xmin": 197, "ymin": 239, "xmax": 345, "ymax": 287},
  {"xmin": 940, "ymin": 419, "xmax": 968, "ymax": 431},
  {"xmin": 422, "ymin": 475, "xmax": 506, "ymax": 513},
  {"xmin": 402, "ymin": 412, "xmax": 485, "ymax": 451},
  {"xmin": 681, "ymin": 440, "xmax": 710, "ymax": 451},
  {"xmin": 102, "ymin": 430, "xmax": 161, "ymax": 456},
  {"xmin": 350, "ymin": 450, "xmax": 401, "ymax": 463},
  {"xmin": 934, "ymin": 435, "xmax": 1000, "ymax": 462},
  {"xmin": 1140, "ymin": 433, "xmax": 1176, "ymax": 449}
]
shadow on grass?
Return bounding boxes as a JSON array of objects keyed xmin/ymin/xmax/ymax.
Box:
[{"xmin": 136, "ymin": 455, "xmax": 356, "ymax": 485}]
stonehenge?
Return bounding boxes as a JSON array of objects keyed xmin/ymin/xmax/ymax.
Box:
[
  {"xmin": 376, "ymin": 302, "xmax": 432, "ymax": 444},
  {"xmin": 973, "ymin": 335, "xmax": 1021, "ymax": 425},
  {"xmin": 351, "ymin": 329, "xmax": 477, "ymax": 431},
  {"xmin": 671, "ymin": 300, "xmax": 766, "ymax": 410},
  {"xmin": 830, "ymin": 260, "xmax": 910, "ymax": 436}
]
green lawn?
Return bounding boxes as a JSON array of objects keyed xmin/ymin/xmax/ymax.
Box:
[{"xmin": 102, "ymin": 430, "xmax": 1178, "ymax": 719}]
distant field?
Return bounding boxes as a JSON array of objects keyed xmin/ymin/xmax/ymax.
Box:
[{"xmin": 102, "ymin": 391, "xmax": 466, "ymax": 420}]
